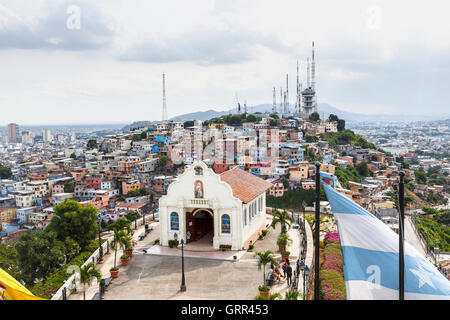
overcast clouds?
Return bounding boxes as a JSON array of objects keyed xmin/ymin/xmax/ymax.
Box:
[{"xmin": 0, "ymin": 0, "xmax": 449, "ymax": 125}]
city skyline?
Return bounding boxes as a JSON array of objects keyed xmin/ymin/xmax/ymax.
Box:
[{"xmin": 1, "ymin": 0, "xmax": 450, "ymax": 125}]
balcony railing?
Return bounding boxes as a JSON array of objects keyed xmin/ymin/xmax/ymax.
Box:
[{"xmin": 189, "ymin": 199, "xmax": 210, "ymax": 206}]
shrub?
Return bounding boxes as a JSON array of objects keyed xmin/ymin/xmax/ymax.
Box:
[
  {"xmin": 120, "ymin": 254, "xmax": 129, "ymax": 260},
  {"xmin": 110, "ymin": 267, "xmax": 119, "ymax": 271},
  {"xmin": 277, "ymin": 234, "xmax": 292, "ymax": 247},
  {"xmin": 319, "ymin": 234, "xmax": 346, "ymax": 300},
  {"xmin": 324, "ymin": 232, "xmax": 340, "ymax": 244},
  {"xmin": 30, "ymin": 239, "xmax": 105, "ymax": 299},
  {"xmin": 281, "ymin": 251, "xmax": 290, "ymax": 256},
  {"xmin": 261, "ymin": 229, "xmax": 269, "ymax": 237},
  {"xmin": 247, "ymin": 244, "xmax": 254, "ymax": 251},
  {"xmin": 258, "ymin": 285, "xmax": 270, "ymax": 292}
]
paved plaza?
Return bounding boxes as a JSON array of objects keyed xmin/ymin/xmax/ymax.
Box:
[{"xmin": 101, "ymin": 214, "xmax": 304, "ymax": 300}]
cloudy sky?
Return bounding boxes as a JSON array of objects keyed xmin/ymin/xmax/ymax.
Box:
[{"xmin": 0, "ymin": 0, "xmax": 449, "ymax": 125}]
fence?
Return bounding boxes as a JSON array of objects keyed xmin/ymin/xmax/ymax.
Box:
[
  {"xmin": 51, "ymin": 235, "xmax": 113, "ymax": 300},
  {"xmin": 291, "ymin": 214, "xmax": 314, "ymax": 299},
  {"xmin": 410, "ymin": 212, "xmax": 436, "ymax": 263}
]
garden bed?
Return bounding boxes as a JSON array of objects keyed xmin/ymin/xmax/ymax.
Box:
[{"xmin": 319, "ymin": 232, "xmax": 346, "ymax": 300}]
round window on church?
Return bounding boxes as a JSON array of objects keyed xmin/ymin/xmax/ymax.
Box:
[
  {"xmin": 221, "ymin": 214, "xmax": 230, "ymax": 234},
  {"xmin": 170, "ymin": 212, "xmax": 179, "ymax": 231}
]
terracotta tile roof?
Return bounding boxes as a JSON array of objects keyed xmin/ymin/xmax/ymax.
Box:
[{"xmin": 220, "ymin": 167, "xmax": 272, "ymax": 204}]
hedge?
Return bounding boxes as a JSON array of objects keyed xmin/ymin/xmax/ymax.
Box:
[{"xmin": 30, "ymin": 239, "xmax": 105, "ymax": 299}]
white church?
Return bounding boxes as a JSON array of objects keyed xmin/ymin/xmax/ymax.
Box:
[{"xmin": 158, "ymin": 161, "xmax": 272, "ymax": 250}]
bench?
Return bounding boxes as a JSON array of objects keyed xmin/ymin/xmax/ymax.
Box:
[
  {"xmin": 138, "ymin": 232, "xmax": 147, "ymax": 241},
  {"xmin": 265, "ymin": 273, "xmax": 274, "ymax": 287}
]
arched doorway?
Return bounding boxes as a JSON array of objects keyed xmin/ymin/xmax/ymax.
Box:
[{"xmin": 186, "ymin": 209, "xmax": 214, "ymax": 247}]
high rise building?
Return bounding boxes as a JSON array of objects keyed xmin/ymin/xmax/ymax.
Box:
[{"xmin": 8, "ymin": 123, "xmax": 19, "ymax": 143}]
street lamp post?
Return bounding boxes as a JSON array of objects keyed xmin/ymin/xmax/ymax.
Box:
[
  {"xmin": 180, "ymin": 238, "xmax": 186, "ymax": 292},
  {"xmin": 97, "ymin": 216, "xmax": 103, "ymax": 262},
  {"xmin": 303, "ymin": 265, "xmax": 310, "ymax": 300}
]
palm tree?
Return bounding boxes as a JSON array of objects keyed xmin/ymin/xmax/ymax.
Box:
[
  {"xmin": 79, "ymin": 263, "xmax": 101, "ymax": 300},
  {"xmin": 254, "ymin": 250, "xmax": 277, "ymax": 289},
  {"xmin": 111, "ymin": 228, "xmax": 129, "ymax": 269},
  {"xmin": 271, "ymin": 210, "xmax": 293, "ymax": 233}
]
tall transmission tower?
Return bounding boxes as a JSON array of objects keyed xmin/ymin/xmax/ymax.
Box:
[
  {"xmin": 280, "ymin": 86, "xmax": 283, "ymax": 116},
  {"xmin": 162, "ymin": 72, "xmax": 168, "ymax": 122},
  {"xmin": 272, "ymin": 87, "xmax": 277, "ymax": 114},
  {"xmin": 311, "ymin": 41, "xmax": 316, "ymax": 90},
  {"xmin": 311, "ymin": 41, "xmax": 318, "ymax": 113},
  {"xmin": 296, "ymin": 60, "xmax": 300, "ymax": 114},
  {"xmin": 285, "ymin": 74, "xmax": 289, "ymax": 114},
  {"xmin": 307, "ymin": 57, "xmax": 310, "ymax": 88}
]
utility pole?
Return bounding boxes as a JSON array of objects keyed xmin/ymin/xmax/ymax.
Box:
[
  {"xmin": 398, "ymin": 171, "xmax": 405, "ymax": 300},
  {"xmin": 314, "ymin": 162, "xmax": 321, "ymax": 300},
  {"xmin": 162, "ymin": 72, "xmax": 168, "ymax": 122}
]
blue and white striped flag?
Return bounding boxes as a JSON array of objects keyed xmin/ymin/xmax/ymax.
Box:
[{"xmin": 323, "ymin": 183, "xmax": 450, "ymax": 300}]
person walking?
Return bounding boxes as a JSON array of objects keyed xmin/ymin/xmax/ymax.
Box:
[
  {"xmin": 285, "ymin": 259, "xmax": 293, "ymax": 286},
  {"xmin": 282, "ymin": 260, "xmax": 288, "ymax": 278}
]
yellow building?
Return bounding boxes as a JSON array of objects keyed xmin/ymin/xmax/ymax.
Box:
[
  {"xmin": 320, "ymin": 164, "xmax": 335, "ymax": 176},
  {"xmin": 0, "ymin": 208, "xmax": 17, "ymax": 230}
]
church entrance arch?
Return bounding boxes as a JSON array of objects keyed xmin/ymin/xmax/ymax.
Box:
[{"xmin": 186, "ymin": 209, "xmax": 214, "ymax": 244}]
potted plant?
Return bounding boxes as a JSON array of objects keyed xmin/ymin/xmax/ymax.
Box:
[
  {"xmin": 110, "ymin": 267, "xmax": 119, "ymax": 278},
  {"xmin": 271, "ymin": 210, "xmax": 293, "ymax": 234},
  {"xmin": 277, "ymin": 233, "xmax": 292, "ymax": 252},
  {"xmin": 124, "ymin": 237, "xmax": 136, "ymax": 258},
  {"xmin": 79, "ymin": 263, "xmax": 101, "ymax": 300},
  {"xmin": 110, "ymin": 227, "xmax": 128, "ymax": 278},
  {"xmin": 168, "ymin": 239, "xmax": 179, "ymax": 248},
  {"xmin": 258, "ymin": 285, "xmax": 270, "ymax": 299},
  {"xmin": 254, "ymin": 250, "xmax": 277, "ymax": 299},
  {"xmin": 120, "ymin": 254, "xmax": 130, "ymax": 266},
  {"xmin": 281, "ymin": 250, "xmax": 290, "ymax": 261}
]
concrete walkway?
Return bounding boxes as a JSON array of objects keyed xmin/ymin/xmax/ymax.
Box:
[
  {"xmin": 102, "ymin": 213, "xmax": 307, "ymax": 300},
  {"xmin": 68, "ymin": 220, "xmax": 159, "ymax": 300}
]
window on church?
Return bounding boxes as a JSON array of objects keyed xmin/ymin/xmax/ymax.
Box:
[
  {"xmin": 222, "ymin": 214, "xmax": 230, "ymax": 233},
  {"xmin": 170, "ymin": 212, "xmax": 179, "ymax": 231}
]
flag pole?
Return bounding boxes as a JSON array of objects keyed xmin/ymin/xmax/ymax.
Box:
[
  {"xmin": 314, "ymin": 162, "xmax": 321, "ymax": 300},
  {"xmin": 398, "ymin": 171, "xmax": 405, "ymax": 300}
]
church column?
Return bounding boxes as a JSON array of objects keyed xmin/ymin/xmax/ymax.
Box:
[{"xmin": 212, "ymin": 199, "xmax": 220, "ymax": 249}]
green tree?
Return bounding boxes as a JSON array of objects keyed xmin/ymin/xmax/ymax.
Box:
[
  {"xmin": 78, "ymin": 262, "xmax": 101, "ymax": 300},
  {"xmin": 271, "ymin": 210, "xmax": 293, "ymax": 234},
  {"xmin": 0, "ymin": 243, "xmax": 20, "ymax": 280},
  {"xmin": 111, "ymin": 229, "xmax": 129, "ymax": 269},
  {"xmin": 328, "ymin": 114, "xmax": 338, "ymax": 121},
  {"xmin": 108, "ymin": 217, "xmax": 133, "ymax": 235},
  {"xmin": 309, "ymin": 112, "xmax": 320, "ymax": 122},
  {"xmin": 64, "ymin": 180, "xmax": 74, "ymax": 193},
  {"xmin": 159, "ymin": 155, "xmax": 169, "ymax": 171},
  {"xmin": 70, "ymin": 153, "xmax": 77, "ymax": 159},
  {"xmin": 125, "ymin": 211, "xmax": 140, "ymax": 222},
  {"xmin": 270, "ymin": 119, "xmax": 278, "ymax": 127},
  {"xmin": 304, "ymin": 135, "xmax": 319, "ymax": 143},
  {"xmin": 356, "ymin": 161, "xmax": 370, "ymax": 178},
  {"xmin": 183, "ymin": 120, "xmax": 195, "ymax": 128},
  {"xmin": 415, "ymin": 170, "xmax": 427, "ymax": 184},
  {"xmin": 337, "ymin": 119, "xmax": 345, "ymax": 132},
  {"xmin": 254, "ymin": 250, "xmax": 277, "ymax": 290},
  {"xmin": 86, "ymin": 139, "xmax": 97, "ymax": 150},
  {"xmin": 16, "ymin": 232, "xmax": 65, "ymax": 285},
  {"xmin": 0, "ymin": 164, "xmax": 12, "ymax": 179},
  {"xmin": 47, "ymin": 200, "xmax": 98, "ymax": 250}
]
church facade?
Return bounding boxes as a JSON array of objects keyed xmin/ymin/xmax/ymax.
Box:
[{"xmin": 158, "ymin": 161, "xmax": 272, "ymax": 250}]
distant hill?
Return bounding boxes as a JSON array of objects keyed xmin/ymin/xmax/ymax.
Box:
[{"xmin": 169, "ymin": 103, "xmax": 447, "ymax": 122}]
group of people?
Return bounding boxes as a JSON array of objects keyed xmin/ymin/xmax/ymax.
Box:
[{"xmin": 267, "ymin": 258, "xmax": 293, "ymax": 286}]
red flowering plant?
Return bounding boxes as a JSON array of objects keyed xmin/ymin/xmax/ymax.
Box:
[{"xmin": 319, "ymin": 232, "xmax": 346, "ymax": 300}]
